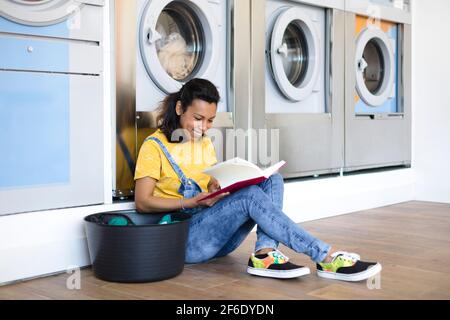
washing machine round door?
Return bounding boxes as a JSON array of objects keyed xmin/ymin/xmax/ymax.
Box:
[
  {"xmin": 139, "ymin": 0, "xmax": 219, "ymax": 94},
  {"xmin": 355, "ymin": 27, "xmax": 395, "ymax": 107},
  {"xmin": 0, "ymin": 0, "xmax": 82, "ymax": 26},
  {"xmin": 269, "ymin": 7, "xmax": 321, "ymax": 102}
]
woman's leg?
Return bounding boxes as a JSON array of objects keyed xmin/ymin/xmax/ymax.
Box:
[
  {"xmin": 213, "ymin": 219, "xmax": 256, "ymax": 258},
  {"xmin": 212, "ymin": 173, "xmax": 283, "ymax": 259},
  {"xmin": 258, "ymin": 173, "xmax": 284, "ymax": 210},
  {"xmin": 185, "ymin": 182, "xmax": 330, "ymax": 264},
  {"xmin": 254, "ymin": 173, "xmax": 284, "ymax": 252}
]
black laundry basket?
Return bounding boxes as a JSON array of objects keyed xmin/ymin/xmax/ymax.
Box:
[{"xmin": 84, "ymin": 210, "xmax": 191, "ymax": 283}]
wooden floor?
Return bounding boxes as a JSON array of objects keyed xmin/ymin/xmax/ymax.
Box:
[{"xmin": 1, "ymin": 201, "xmax": 450, "ymax": 300}]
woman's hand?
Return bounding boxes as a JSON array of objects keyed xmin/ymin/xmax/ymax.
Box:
[
  {"xmin": 184, "ymin": 191, "xmax": 230, "ymax": 209},
  {"xmin": 207, "ymin": 176, "xmax": 221, "ymax": 193}
]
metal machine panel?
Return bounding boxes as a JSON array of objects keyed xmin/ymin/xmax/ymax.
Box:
[
  {"xmin": 112, "ymin": 0, "xmax": 137, "ymax": 198},
  {"xmin": 0, "ymin": 35, "xmax": 101, "ymax": 74},
  {"xmin": 251, "ymin": 0, "xmax": 345, "ymax": 177},
  {"xmin": 0, "ymin": 2, "xmax": 103, "ymax": 41},
  {"xmin": 345, "ymin": 0, "xmax": 411, "ymax": 24},
  {"xmin": 344, "ymin": 6, "xmax": 412, "ymax": 172},
  {"xmin": 0, "ymin": 1, "xmax": 104, "ymax": 215},
  {"xmin": 0, "ymin": 73, "xmax": 104, "ymax": 215},
  {"xmin": 232, "ymin": 0, "xmax": 252, "ymax": 132}
]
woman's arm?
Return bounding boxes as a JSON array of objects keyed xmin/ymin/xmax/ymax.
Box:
[
  {"xmin": 135, "ymin": 176, "xmax": 229, "ymax": 213},
  {"xmin": 135, "ymin": 177, "xmax": 183, "ymax": 213}
]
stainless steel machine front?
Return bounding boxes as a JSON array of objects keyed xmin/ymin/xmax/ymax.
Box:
[
  {"xmin": 249, "ymin": 0, "xmax": 346, "ymax": 178},
  {"xmin": 0, "ymin": 0, "xmax": 105, "ymax": 215},
  {"xmin": 343, "ymin": 0, "xmax": 412, "ymax": 172},
  {"xmin": 113, "ymin": 0, "xmax": 235, "ymax": 199}
]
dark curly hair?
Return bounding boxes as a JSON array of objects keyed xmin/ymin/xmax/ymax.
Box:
[{"xmin": 156, "ymin": 78, "xmax": 220, "ymax": 143}]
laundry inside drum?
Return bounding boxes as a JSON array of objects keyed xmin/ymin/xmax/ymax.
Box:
[{"xmin": 155, "ymin": 2, "xmax": 205, "ymax": 82}]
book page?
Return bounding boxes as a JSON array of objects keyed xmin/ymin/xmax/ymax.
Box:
[
  {"xmin": 204, "ymin": 157, "xmax": 260, "ymax": 172},
  {"xmin": 203, "ymin": 158, "xmax": 286, "ymax": 189},
  {"xmin": 203, "ymin": 162, "xmax": 262, "ymax": 188},
  {"xmin": 262, "ymin": 161, "xmax": 286, "ymax": 178}
]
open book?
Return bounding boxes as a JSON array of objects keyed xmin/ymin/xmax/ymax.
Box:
[{"xmin": 199, "ymin": 157, "xmax": 286, "ymax": 201}]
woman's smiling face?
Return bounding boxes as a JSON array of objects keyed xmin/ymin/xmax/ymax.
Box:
[{"xmin": 176, "ymin": 99, "xmax": 217, "ymax": 140}]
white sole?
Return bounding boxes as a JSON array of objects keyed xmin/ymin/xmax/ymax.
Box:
[
  {"xmin": 317, "ymin": 263, "xmax": 382, "ymax": 282},
  {"xmin": 247, "ymin": 266, "xmax": 311, "ymax": 279}
]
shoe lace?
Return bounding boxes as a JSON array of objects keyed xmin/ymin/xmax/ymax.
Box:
[
  {"xmin": 331, "ymin": 251, "xmax": 360, "ymax": 263},
  {"xmin": 270, "ymin": 249, "xmax": 289, "ymax": 262}
]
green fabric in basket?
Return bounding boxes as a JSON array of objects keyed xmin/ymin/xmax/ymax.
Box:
[
  {"xmin": 158, "ymin": 214, "xmax": 181, "ymax": 225},
  {"xmin": 107, "ymin": 216, "xmax": 130, "ymax": 226}
]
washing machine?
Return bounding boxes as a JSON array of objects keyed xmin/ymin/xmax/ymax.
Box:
[
  {"xmin": 248, "ymin": 0, "xmax": 346, "ymax": 178},
  {"xmin": 344, "ymin": 0, "xmax": 411, "ymax": 172},
  {"xmin": 0, "ymin": 0, "xmax": 105, "ymax": 215},
  {"xmin": 113, "ymin": 0, "xmax": 232, "ymax": 198},
  {"xmin": 136, "ymin": 0, "xmax": 228, "ymax": 113}
]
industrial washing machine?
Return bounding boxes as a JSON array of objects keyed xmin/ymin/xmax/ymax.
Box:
[
  {"xmin": 344, "ymin": 0, "xmax": 412, "ymax": 172},
  {"xmin": 248, "ymin": 0, "xmax": 346, "ymax": 178},
  {"xmin": 113, "ymin": 0, "xmax": 232, "ymax": 198},
  {"xmin": 0, "ymin": 0, "xmax": 105, "ymax": 215}
]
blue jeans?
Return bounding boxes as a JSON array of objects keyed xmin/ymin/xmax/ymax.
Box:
[{"xmin": 185, "ymin": 173, "xmax": 331, "ymax": 264}]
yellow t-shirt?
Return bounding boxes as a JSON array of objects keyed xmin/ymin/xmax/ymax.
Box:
[{"xmin": 134, "ymin": 129, "xmax": 218, "ymax": 199}]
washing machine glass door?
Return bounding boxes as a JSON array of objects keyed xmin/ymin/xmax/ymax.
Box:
[
  {"xmin": 140, "ymin": 0, "xmax": 219, "ymax": 94},
  {"xmin": 269, "ymin": 7, "xmax": 321, "ymax": 102},
  {"xmin": 0, "ymin": 0, "xmax": 83, "ymax": 26},
  {"xmin": 355, "ymin": 27, "xmax": 396, "ymax": 107}
]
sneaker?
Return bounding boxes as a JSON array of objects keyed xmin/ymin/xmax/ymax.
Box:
[
  {"xmin": 317, "ymin": 251, "xmax": 382, "ymax": 282},
  {"xmin": 247, "ymin": 249, "xmax": 311, "ymax": 279}
]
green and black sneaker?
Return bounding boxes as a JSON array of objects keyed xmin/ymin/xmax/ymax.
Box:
[
  {"xmin": 317, "ymin": 251, "xmax": 382, "ymax": 282},
  {"xmin": 247, "ymin": 249, "xmax": 310, "ymax": 279}
]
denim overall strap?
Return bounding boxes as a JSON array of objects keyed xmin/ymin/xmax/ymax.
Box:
[
  {"xmin": 145, "ymin": 137, "xmax": 203, "ymax": 215},
  {"xmin": 145, "ymin": 137, "xmax": 190, "ymax": 185}
]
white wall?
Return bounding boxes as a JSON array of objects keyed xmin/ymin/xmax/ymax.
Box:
[{"xmin": 412, "ymin": 0, "xmax": 450, "ymax": 203}]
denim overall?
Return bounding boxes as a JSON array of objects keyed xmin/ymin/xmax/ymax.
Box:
[{"xmin": 145, "ymin": 137, "xmax": 204, "ymax": 215}]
